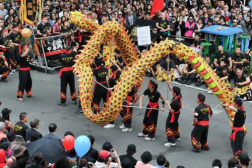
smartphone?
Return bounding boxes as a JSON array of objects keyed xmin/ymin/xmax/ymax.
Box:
[{"xmin": 110, "ymin": 149, "xmax": 115, "ymax": 158}]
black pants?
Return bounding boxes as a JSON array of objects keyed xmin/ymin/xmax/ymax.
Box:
[
  {"xmin": 4, "ymin": 51, "xmax": 11, "ymax": 70},
  {"xmin": 231, "ymin": 130, "xmax": 244, "ymax": 157},
  {"xmin": 191, "ymin": 125, "xmax": 209, "ymax": 151},
  {"xmin": 142, "ymin": 105, "xmax": 159, "ymax": 138},
  {"xmin": 120, "ymin": 99, "xmax": 133, "ymax": 128},
  {"xmin": 92, "ymin": 83, "xmax": 107, "ymax": 114},
  {"xmin": 0, "ymin": 67, "xmax": 9, "ymax": 80},
  {"xmin": 14, "ymin": 46, "xmax": 20, "ymax": 66},
  {"xmin": 8, "ymin": 50, "xmax": 17, "ymax": 69},
  {"xmin": 181, "ymin": 73, "xmax": 196, "ymax": 81},
  {"xmin": 166, "ymin": 112, "xmax": 180, "ymax": 143},
  {"xmin": 78, "ymin": 90, "xmax": 81, "ymax": 108},
  {"xmin": 17, "ymin": 70, "xmax": 32, "ymax": 98},
  {"xmin": 60, "ymin": 71, "xmax": 76, "ymax": 104}
]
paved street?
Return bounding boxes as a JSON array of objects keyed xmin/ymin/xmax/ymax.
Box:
[{"xmin": 0, "ymin": 70, "xmax": 251, "ymax": 167}]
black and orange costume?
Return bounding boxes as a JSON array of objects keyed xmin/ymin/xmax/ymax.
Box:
[
  {"xmin": 9, "ymin": 25, "xmax": 22, "ymax": 68},
  {"xmin": 166, "ymin": 86, "xmax": 182, "ymax": 144},
  {"xmin": 17, "ymin": 45, "xmax": 32, "ymax": 99},
  {"xmin": 191, "ymin": 93, "xmax": 213, "ymax": 152},
  {"xmin": 58, "ymin": 48, "xmax": 77, "ymax": 105},
  {"xmin": 92, "ymin": 58, "xmax": 108, "ymax": 114},
  {"xmin": 0, "ymin": 30, "xmax": 11, "ymax": 70},
  {"xmin": 0, "ymin": 53, "xmax": 9, "ymax": 81},
  {"xmin": 229, "ymin": 99, "xmax": 246, "ymax": 157},
  {"xmin": 121, "ymin": 87, "xmax": 138, "ymax": 128},
  {"xmin": 140, "ymin": 80, "xmax": 164, "ymax": 139}
]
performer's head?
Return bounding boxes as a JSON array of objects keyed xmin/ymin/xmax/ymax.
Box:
[
  {"xmin": 110, "ymin": 65, "xmax": 118, "ymax": 72},
  {"xmin": 94, "ymin": 57, "xmax": 102, "ymax": 66},
  {"xmin": 148, "ymin": 80, "xmax": 158, "ymax": 91},
  {"xmin": 12, "ymin": 24, "xmax": 19, "ymax": 32},
  {"xmin": 197, "ymin": 93, "xmax": 205, "ymax": 103},
  {"xmin": 234, "ymin": 97, "xmax": 243, "ymax": 108},
  {"xmin": 172, "ymin": 86, "xmax": 181, "ymax": 97},
  {"xmin": 2, "ymin": 29, "xmax": 8, "ymax": 37}
]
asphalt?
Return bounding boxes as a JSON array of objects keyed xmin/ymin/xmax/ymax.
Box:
[{"xmin": 0, "ymin": 70, "xmax": 251, "ymax": 168}]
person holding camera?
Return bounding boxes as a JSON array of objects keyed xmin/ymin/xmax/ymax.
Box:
[{"xmin": 94, "ymin": 149, "xmax": 121, "ymax": 168}]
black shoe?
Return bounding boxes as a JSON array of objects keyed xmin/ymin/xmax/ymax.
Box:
[
  {"xmin": 191, "ymin": 148, "xmax": 200, "ymax": 153},
  {"xmin": 57, "ymin": 102, "xmax": 65, "ymax": 107},
  {"xmin": 201, "ymin": 146, "xmax": 209, "ymax": 150},
  {"xmin": 195, "ymin": 81, "xmax": 202, "ymax": 86},
  {"xmin": 75, "ymin": 108, "xmax": 83, "ymax": 114},
  {"xmin": 186, "ymin": 80, "xmax": 192, "ymax": 85},
  {"xmin": 178, "ymin": 78, "xmax": 182, "ymax": 83},
  {"xmin": 181, "ymin": 80, "xmax": 187, "ymax": 84},
  {"xmin": 72, "ymin": 100, "xmax": 77, "ymax": 104},
  {"xmin": 1, "ymin": 78, "xmax": 8, "ymax": 83}
]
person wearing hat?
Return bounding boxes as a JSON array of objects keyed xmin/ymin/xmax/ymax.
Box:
[
  {"xmin": 1, "ymin": 108, "xmax": 14, "ymax": 132},
  {"xmin": 190, "ymin": 93, "xmax": 213, "ymax": 153},
  {"xmin": 138, "ymin": 80, "xmax": 165, "ymax": 141},
  {"xmin": 92, "ymin": 57, "xmax": 108, "ymax": 114},
  {"xmin": 0, "ymin": 51, "xmax": 9, "ymax": 82},
  {"xmin": 16, "ymin": 44, "xmax": 33, "ymax": 101},
  {"xmin": 57, "ymin": 43, "xmax": 79, "ymax": 107},
  {"xmin": 94, "ymin": 150, "xmax": 120, "ymax": 168},
  {"xmin": 223, "ymin": 98, "xmax": 246, "ymax": 157},
  {"xmin": 164, "ymin": 80, "xmax": 182, "ymax": 147},
  {"xmin": 119, "ymin": 144, "xmax": 137, "ymax": 167},
  {"xmin": 11, "ymin": 144, "xmax": 28, "ymax": 167}
]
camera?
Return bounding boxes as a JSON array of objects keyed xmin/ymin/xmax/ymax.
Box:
[{"xmin": 110, "ymin": 149, "xmax": 116, "ymax": 162}]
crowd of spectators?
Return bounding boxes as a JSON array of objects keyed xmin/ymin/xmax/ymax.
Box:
[
  {"xmin": 0, "ymin": 0, "xmax": 251, "ymax": 86},
  {"xmin": 0, "ymin": 102, "xmax": 251, "ymax": 168}
]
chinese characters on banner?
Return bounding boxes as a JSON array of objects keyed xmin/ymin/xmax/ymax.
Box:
[{"xmin": 22, "ymin": 0, "xmax": 40, "ymax": 25}]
